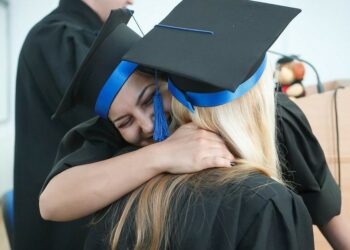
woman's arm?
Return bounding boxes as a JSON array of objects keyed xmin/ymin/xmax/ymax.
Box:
[
  {"xmin": 318, "ymin": 213, "xmax": 350, "ymax": 250},
  {"xmin": 40, "ymin": 123, "xmax": 234, "ymax": 221}
]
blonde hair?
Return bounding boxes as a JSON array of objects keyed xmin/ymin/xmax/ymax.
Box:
[{"xmin": 109, "ymin": 60, "xmax": 281, "ymax": 249}]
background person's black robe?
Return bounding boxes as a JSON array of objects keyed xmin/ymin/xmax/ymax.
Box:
[
  {"xmin": 42, "ymin": 93, "xmax": 341, "ymax": 228},
  {"xmin": 14, "ymin": 0, "xmax": 103, "ymax": 249},
  {"xmin": 83, "ymin": 174, "xmax": 314, "ymax": 250}
]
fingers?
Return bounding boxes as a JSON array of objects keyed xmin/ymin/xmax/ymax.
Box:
[
  {"xmin": 201, "ymin": 156, "xmax": 232, "ymax": 169},
  {"xmin": 197, "ymin": 145, "xmax": 235, "ymax": 169},
  {"xmin": 204, "ymin": 147, "xmax": 235, "ymax": 162},
  {"xmin": 167, "ymin": 123, "xmax": 237, "ymax": 173}
]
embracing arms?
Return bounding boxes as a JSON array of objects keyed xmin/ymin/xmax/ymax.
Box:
[{"xmin": 40, "ymin": 123, "xmax": 234, "ymax": 221}]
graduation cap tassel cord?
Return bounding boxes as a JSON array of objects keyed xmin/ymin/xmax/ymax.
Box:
[
  {"xmin": 153, "ymin": 70, "xmax": 169, "ymax": 142},
  {"xmin": 127, "ymin": 9, "xmax": 145, "ymax": 36},
  {"xmin": 155, "ymin": 24, "xmax": 214, "ymax": 35}
]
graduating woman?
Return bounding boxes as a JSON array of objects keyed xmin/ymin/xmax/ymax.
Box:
[
  {"xmin": 82, "ymin": 1, "xmax": 315, "ymax": 248},
  {"xmin": 40, "ymin": 0, "xmax": 348, "ymax": 248}
]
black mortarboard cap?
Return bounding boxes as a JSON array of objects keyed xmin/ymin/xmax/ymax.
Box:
[
  {"xmin": 123, "ymin": 0, "xmax": 301, "ymax": 111},
  {"xmin": 53, "ymin": 9, "xmax": 141, "ymax": 119}
]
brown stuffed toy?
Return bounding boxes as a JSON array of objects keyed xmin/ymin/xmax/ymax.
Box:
[{"xmin": 275, "ymin": 57, "xmax": 306, "ymax": 99}]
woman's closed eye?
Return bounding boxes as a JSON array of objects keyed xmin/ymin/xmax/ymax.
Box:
[
  {"xmin": 142, "ymin": 91, "xmax": 155, "ymax": 106},
  {"xmin": 117, "ymin": 117, "xmax": 134, "ymax": 129}
]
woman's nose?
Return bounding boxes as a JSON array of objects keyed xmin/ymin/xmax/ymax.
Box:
[{"xmin": 138, "ymin": 113, "xmax": 154, "ymax": 135}]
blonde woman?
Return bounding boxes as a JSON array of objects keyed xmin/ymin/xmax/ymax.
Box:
[
  {"xmin": 83, "ymin": 58, "xmax": 314, "ymax": 250},
  {"xmin": 80, "ymin": 1, "xmax": 316, "ymax": 249}
]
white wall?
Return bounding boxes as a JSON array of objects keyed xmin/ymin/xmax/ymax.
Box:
[
  {"xmin": 1, "ymin": 0, "xmax": 349, "ymax": 195},
  {"xmin": 264, "ymin": 0, "xmax": 350, "ymax": 84}
]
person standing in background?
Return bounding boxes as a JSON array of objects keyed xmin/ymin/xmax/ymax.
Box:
[{"xmin": 14, "ymin": 0, "xmax": 133, "ymax": 249}]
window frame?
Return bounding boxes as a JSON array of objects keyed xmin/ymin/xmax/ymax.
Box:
[{"xmin": 0, "ymin": 0, "xmax": 10, "ymax": 123}]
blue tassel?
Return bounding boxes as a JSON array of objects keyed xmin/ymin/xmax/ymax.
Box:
[{"xmin": 153, "ymin": 71, "xmax": 169, "ymax": 142}]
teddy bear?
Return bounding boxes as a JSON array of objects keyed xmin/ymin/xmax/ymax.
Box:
[{"xmin": 274, "ymin": 56, "xmax": 306, "ymax": 99}]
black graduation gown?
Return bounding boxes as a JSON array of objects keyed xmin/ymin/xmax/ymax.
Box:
[
  {"xmin": 14, "ymin": 0, "xmax": 103, "ymax": 249},
  {"xmin": 42, "ymin": 93, "xmax": 341, "ymax": 228},
  {"xmin": 83, "ymin": 174, "xmax": 314, "ymax": 250},
  {"xmin": 276, "ymin": 93, "xmax": 341, "ymax": 225}
]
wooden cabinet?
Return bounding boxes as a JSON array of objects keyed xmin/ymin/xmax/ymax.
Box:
[{"xmin": 294, "ymin": 83, "xmax": 350, "ymax": 249}]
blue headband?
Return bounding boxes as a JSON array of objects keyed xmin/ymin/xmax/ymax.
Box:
[
  {"xmin": 168, "ymin": 55, "xmax": 267, "ymax": 112},
  {"xmin": 95, "ymin": 60, "xmax": 138, "ymax": 118}
]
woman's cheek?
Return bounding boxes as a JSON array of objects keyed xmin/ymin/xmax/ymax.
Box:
[{"xmin": 119, "ymin": 127, "xmax": 140, "ymax": 145}]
